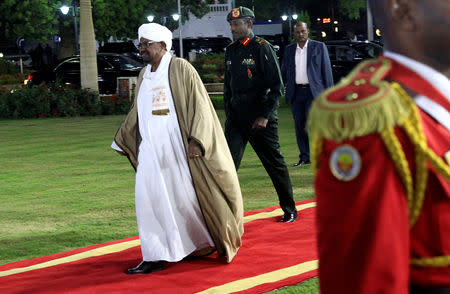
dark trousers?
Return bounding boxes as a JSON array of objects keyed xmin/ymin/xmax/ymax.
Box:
[
  {"xmin": 225, "ymin": 118, "xmax": 296, "ymax": 214},
  {"xmin": 291, "ymin": 87, "xmax": 314, "ymax": 161}
]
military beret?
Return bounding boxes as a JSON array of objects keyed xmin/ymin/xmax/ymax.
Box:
[{"xmin": 227, "ymin": 6, "xmax": 255, "ymax": 22}]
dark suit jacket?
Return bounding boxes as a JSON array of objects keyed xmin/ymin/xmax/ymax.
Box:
[{"xmin": 281, "ymin": 39, "xmax": 334, "ymax": 103}]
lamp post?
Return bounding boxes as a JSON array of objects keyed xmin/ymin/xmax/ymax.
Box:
[
  {"xmin": 146, "ymin": 12, "xmax": 183, "ymax": 58},
  {"xmin": 281, "ymin": 13, "xmax": 298, "ymax": 40},
  {"xmin": 176, "ymin": 0, "xmax": 183, "ymax": 59},
  {"xmin": 367, "ymin": 0, "xmax": 374, "ymax": 41},
  {"xmin": 60, "ymin": 3, "xmax": 79, "ymax": 53}
]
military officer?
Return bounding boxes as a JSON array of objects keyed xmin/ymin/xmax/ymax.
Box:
[{"xmin": 224, "ymin": 6, "xmax": 297, "ymax": 223}]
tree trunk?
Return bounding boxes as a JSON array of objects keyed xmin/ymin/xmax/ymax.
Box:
[{"xmin": 79, "ymin": 0, "xmax": 99, "ymax": 93}]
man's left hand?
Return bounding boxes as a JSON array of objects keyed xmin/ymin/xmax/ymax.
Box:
[
  {"xmin": 252, "ymin": 117, "xmax": 268, "ymax": 130},
  {"xmin": 188, "ymin": 140, "xmax": 203, "ymax": 159}
]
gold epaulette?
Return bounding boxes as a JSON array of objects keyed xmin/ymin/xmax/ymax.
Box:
[{"xmin": 254, "ymin": 37, "xmax": 267, "ymax": 46}]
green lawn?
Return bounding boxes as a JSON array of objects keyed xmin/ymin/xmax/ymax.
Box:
[{"xmin": 0, "ymin": 108, "xmax": 318, "ymax": 293}]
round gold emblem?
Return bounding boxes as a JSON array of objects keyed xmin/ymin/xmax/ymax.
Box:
[
  {"xmin": 232, "ymin": 8, "xmax": 241, "ymax": 18},
  {"xmin": 329, "ymin": 145, "xmax": 361, "ymax": 181}
]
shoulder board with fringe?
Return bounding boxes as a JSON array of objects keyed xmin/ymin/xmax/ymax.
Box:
[
  {"xmin": 307, "ymin": 58, "xmax": 415, "ymax": 142},
  {"xmin": 254, "ymin": 37, "xmax": 267, "ymax": 46}
]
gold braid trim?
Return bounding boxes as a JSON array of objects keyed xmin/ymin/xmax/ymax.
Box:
[
  {"xmin": 380, "ymin": 128, "xmax": 413, "ymax": 212},
  {"xmin": 400, "ymin": 117, "xmax": 428, "ymax": 226},
  {"xmin": 392, "ymin": 83, "xmax": 450, "ymax": 226},
  {"xmin": 392, "ymin": 83, "xmax": 450, "ymax": 267},
  {"xmin": 392, "ymin": 83, "xmax": 429, "ymax": 226},
  {"xmin": 411, "ymin": 255, "xmax": 450, "ymax": 267},
  {"xmin": 311, "ymin": 134, "xmax": 323, "ymax": 174}
]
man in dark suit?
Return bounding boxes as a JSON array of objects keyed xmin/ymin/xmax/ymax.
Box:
[{"xmin": 281, "ymin": 22, "xmax": 333, "ymax": 167}]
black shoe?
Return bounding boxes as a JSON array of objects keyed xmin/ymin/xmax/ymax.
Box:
[
  {"xmin": 293, "ymin": 160, "xmax": 311, "ymax": 167},
  {"xmin": 125, "ymin": 261, "xmax": 164, "ymax": 275},
  {"xmin": 278, "ymin": 211, "xmax": 298, "ymax": 223}
]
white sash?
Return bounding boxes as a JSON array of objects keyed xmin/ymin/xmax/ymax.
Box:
[{"xmin": 414, "ymin": 95, "xmax": 450, "ymax": 132}]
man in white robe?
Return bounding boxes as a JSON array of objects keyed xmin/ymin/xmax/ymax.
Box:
[{"xmin": 112, "ymin": 23, "xmax": 243, "ymax": 274}]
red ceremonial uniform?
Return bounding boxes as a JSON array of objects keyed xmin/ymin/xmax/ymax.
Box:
[{"xmin": 308, "ymin": 56, "xmax": 450, "ymax": 294}]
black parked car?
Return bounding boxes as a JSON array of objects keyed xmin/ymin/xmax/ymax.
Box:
[
  {"xmin": 172, "ymin": 37, "xmax": 232, "ymax": 56},
  {"xmin": 27, "ymin": 53, "xmax": 144, "ymax": 94},
  {"xmin": 99, "ymin": 41, "xmax": 143, "ymax": 63},
  {"xmin": 325, "ymin": 40, "xmax": 383, "ymax": 83}
]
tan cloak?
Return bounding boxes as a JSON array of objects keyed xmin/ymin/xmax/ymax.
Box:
[{"xmin": 114, "ymin": 57, "xmax": 244, "ymax": 263}]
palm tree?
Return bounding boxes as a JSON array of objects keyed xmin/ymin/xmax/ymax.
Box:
[{"xmin": 79, "ymin": 0, "xmax": 99, "ymax": 93}]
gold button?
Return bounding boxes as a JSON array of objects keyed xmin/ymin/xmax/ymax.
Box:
[
  {"xmin": 345, "ymin": 93, "xmax": 359, "ymax": 101},
  {"xmin": 363, "ymin": 66, "xmax": 376, "ymax": 73},
  {"xmin": 354, "ymin": 79, "xmax": 366, "ymax": 86}
]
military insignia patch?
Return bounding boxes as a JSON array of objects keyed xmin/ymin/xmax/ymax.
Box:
[
  {"xmin": 241, "ymin": 37, "xmax": 250, "ymax": 46},
  {"xmin": 231, "ymin": 8, "xmax": 241, "ymax": 18},
  {"xmin": 247, "ymin": 68, "xmax": 252, "ymax": 79},
  {"xmin": 242, "ymin": 59, "xmax": 255, "ymax": 65},
  {"xmin": 329, "ymin": 145, "xmax": 361, "ymax": 181}
]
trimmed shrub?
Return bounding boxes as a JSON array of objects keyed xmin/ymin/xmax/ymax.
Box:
[
  {"xmin": 0, "ymin": 84, "xmax": 101, "ymax": 119},
  {"xmin": 100, "ymin": 94, "xmax": 133, "ymax": 115},
  {"xmin": 0, "ymin": 73, "xmax": 28, "ymax": 85},
  {"xmin": 0, "ymin": 58, "xmax": 19, "ymax": 75},
  {"xmin": 192, "ymin": 53, "xmax": 225, "ymax": 84}
]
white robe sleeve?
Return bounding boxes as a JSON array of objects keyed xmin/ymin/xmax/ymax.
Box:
[{"xmin": 111, "ymin": 140, "xmax": 124, "ymax": 152}]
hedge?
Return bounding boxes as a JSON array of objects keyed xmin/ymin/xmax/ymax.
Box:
[
  {"xmin": 0, "ymin": 84, "xmax": 133, "ymax": 119},
  {"xmin": 192, "ymin": 53, "xmax": 225, "ymax": 83}
]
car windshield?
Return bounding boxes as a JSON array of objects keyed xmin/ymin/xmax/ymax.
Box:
[
  {"xmin": 102, "ymin": 55, "xmax": 142, "ymax": 70},
  {"xmin": 353, "ymin": 43, "xmax": 383, "ymax": 58}
]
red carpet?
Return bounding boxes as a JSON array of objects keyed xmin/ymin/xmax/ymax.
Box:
[{"xmin": 0, "ymin": 200, "xmax": 318, "ymax": 294}]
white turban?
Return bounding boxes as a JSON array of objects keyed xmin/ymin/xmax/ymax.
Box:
[{"xmin": 138, "ymin": 23, "xmax": 173, "ymax": 51}]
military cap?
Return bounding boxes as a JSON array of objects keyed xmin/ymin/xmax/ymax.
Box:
[{"xmin": 227, "ymin": 6, "xmax": 255, "ymax": 22}]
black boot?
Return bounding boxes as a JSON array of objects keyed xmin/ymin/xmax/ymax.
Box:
[{"xmin": 278, "ymin": 210, "xmax": 298, "ymax": 223}]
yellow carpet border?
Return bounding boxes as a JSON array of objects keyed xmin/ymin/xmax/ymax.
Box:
[
  {"xmin": 195, "ymin": 260, "xmax": 318, "ymax": 294},
  {"xmin": 0, "ymin": 202, "xmax": 316, "ymax": 278}
]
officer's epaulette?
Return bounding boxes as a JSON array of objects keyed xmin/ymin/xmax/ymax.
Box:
[
  {"xmin": 307, "ymin": 58, "xmax": 416, "ymax": 142},
  {"xmin": 254, "ymin": 36, "xmax": 267, "ymax": 46}
]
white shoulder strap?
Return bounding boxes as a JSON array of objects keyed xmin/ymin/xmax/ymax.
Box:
[{"xmin": 414, "ymin": 95, "xmax": 450, "ymax": 132}]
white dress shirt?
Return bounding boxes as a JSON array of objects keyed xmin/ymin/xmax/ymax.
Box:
[{"xmin": 295, "ymin": 39, "xmax": 309, "ymax": 85}]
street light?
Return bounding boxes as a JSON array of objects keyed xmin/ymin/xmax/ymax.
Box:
[
  {"xmin": 146, "ymin": 10, "xmax": 183, "ymax": 58},
  {"xmin": 146, "ymin": 13, "xmax": 180, "ymax": 24},
  {"xmin": 60, "ymin": 5, "xmax": 70, "ymax": 15},
  {"xmin": 60, "ymin": 3, "xmax": 79, "ymax": 53},
  {"xmin": 281, "ymin": 14, "xmax": 297, "ymax": 40},
  {"xmin": 171, "ymin": 13, "xmax": 180, "ymax": 21}
]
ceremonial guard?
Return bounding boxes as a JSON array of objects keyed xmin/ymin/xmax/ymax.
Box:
[
  {"xmin": 308, "ymin": 48, "xmax": 450, "ymax": 294},
  {"xmin": 308, "ymin": 0, "xmax": 450, "ymax": 291}
]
